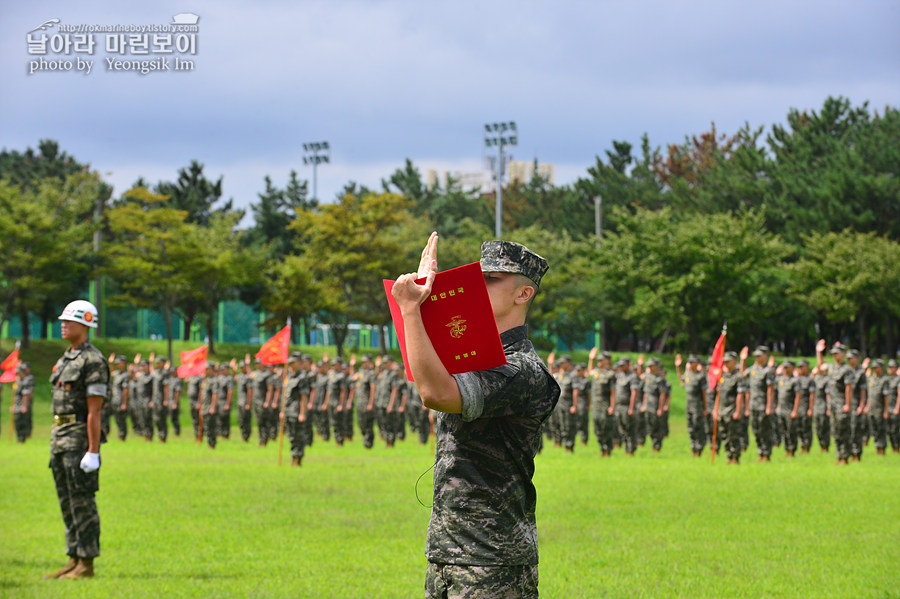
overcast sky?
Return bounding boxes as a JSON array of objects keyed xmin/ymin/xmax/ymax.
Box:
[{"xmin": 3, "ymin": 0, "xmax": 898, "ymax": 217}]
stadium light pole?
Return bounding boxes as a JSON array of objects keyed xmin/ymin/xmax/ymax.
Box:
[
  {"xmin": 484, "ymin": 122, "xmax": 517, "ymax": 238},
  {"xmin": 303, "ymin": 141, "xmax": 330, "ymax": 202},
  {"xmin": 595, "ymin": 194, "xmax": 603, "ymax": 350}
]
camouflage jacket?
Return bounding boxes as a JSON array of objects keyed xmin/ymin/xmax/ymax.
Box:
[
  {"xmin": 717, "ymin": 369, "xmax": 742, "ymax": 419},
  {"xmin": 746, "ymin": 363, "xmax": 775, "ymax": 411},
  {"xmin": 614, "ymin": 370, "xmax": 640, "ymax": 413},
  {"xmin": 682, "ymin": 370, "xmax": 706, "ymax": 411},
  {"xmin": 589, "ymin": 368, "xmax": 614, "ymax": 411},
  {"xmin": 642, "ymin": 373, "xmax": 664, "ymax": 411},
  {"xmin": 775, "ymin": 375, "xmax": 799, "ymax": 416},
  {"xmin": 110, "ymin": 370, "xmax": 129, "ymax": 407},
  {"xmin": 235, "ymin": 372, "xmax": 251, "ymax": 408},
  {"xmin": 426, "ymin": 325, "xmax": 560, "ymax": 566},
  {"xmin": 353, "ymin": 368, "xmax": 376, "ymax": 408},
  {"xmin": 283, "ymin": 370, "xmax": 311, "ymax": 417},
  {"xmin": 49, "ymin": 341, "xmax": 109, "ymax": 454},
  {"xmin": 14, "ymin": 373, "xmax": 35, "ymax": 409},
  {"xmin": 867, "ymin": 374, "xmax": 887, "ymax": 412}
]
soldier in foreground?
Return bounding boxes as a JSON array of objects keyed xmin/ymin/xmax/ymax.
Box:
[
  {"xmin": 676, "ymin": 354, "xmax": 707, "ymax": 457},
  {"xmin": 744, "ymin": 345, "xmax": 775, "ymax": 462},
  {"xmin": 281, "ymin": 352, "xmax": 310, "ymax": 466},
  {"xmin": 392, "ymin": 233, "xmax": 559, "ymax": 598},
  {"xmin": 587, "ymin": 348, "xmax": 615, "ymax": 457},
  {"xmin": 44, "ymin": 300, "xmax": 109, "ymax": 580},
  {"xmin": 715, "ymin": 351, "xmax": 744, "ymax": 464}
]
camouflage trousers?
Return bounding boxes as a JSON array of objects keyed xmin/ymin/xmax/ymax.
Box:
[
  {"xmin": 376, "ymin": 407, "xmax": 396, "ymax": 443},
  {"xmin": 283, "ymin": 415, "xmax": 306, "ymax": 458},
  {"xmin": 867, "ymin": 413, "xmax": 888, "ymax": 450},
  {"xmin": 849, "ymin": 410, "xmax": 865, "ymax": 458},
  {"xmin": 750, "ymin": 410, "xmax": 773, "ymax": 457},
  {"xmin": 152, "ymin": 405, "xmax": 168, "ymax": 441},
  {"xmin": 219, "ymin": 407, "xmax": 231, "ymax": 438},
  {"xmin": 203, "ymin": 410, "xmax": 218, "ymax": 448},
  {"xmin": 719, "ymin": 417, "xmax": 742, "ymax": 461},
  {"xmin": 113, "ymin": 405, "xmax": 128, "ymax": 440},
  {"xmin": 100, "ymin": 402, "xmax": 112, "ymax": 440},
  {"xmin": 777, "ymin": 414, "xmax": 798, "ymax": 453},
  {"xmin": 889, "ymin": 413, "xmax": 900, "ymax": 450},
  {"xmin": 685, "ymin": 407, "xmax": 706, "ymax": 453},
  {"xmin": 426, "ymin": 562, "xmax": 538, "ymax": 599},
  {"xmin": 13, "ymin": 410, "xmax": 31, "ymax": 442},
  {"xmin": 635, "ymin": 409, "xmax": 647, "ymax": 446},
  {"xmin": 592, "ymin": 408, "xmax": 614, "ymax": 452},
  {"xmin": 740, "ymin": 413, "xmax": 750, "ymax": 450},
  {"xmin": 356, "ymin": 404, "xmax": 375, "ymax": 448},
  {"xmin": 190, "ymin": 403, "xmax": 201, "ymax": 439},
  {"xmin": 796, "ymin": 415, "xmax": 813, "ymax": 450},
  {"xmin": 575, "ymin": 404, "xmax": 589, "ymax": 445},
  {"xmin": 314, "ymin": 403, "xmax": 330, "ymax": 441},
  {"xmin": 237, "ymin": 403, "xmax": 253, "ymax": 441},
  {"xmin": 169, "ymin": 404, "xmax": 181, "ymax": 436},
  {"xmin": 831, "ymin": 410, "xmax": 851, "ymax": 460},
  {"xmin": 50, "ymin": 450, "xmax": 100, "ymax": 559},
  {"xmin": 615, "ymin": 411, "xmax": 637, "ymax": 454},
  {"xmin": 328, "ymin": 403, "xmax": 346, "ymax": 443},
  {"xmin": 644, "ymin": 410, "xmax": 665, "ymax": 451},
  {"xmin": 416, "ymin": 408, "xmax": 431, "ymax": 445},
  {"xmin": 814, "ymin": 413, "xmax": 831, "ymax": 450},
  {"xmin": 557, "ymin": 404, "xmax": 576, "ymax": 449}
]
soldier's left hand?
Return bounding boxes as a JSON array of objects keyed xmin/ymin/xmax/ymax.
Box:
[
  {"xmin": 732, "ymin": 412, "xmax": 740, "ymax": 421},
  {"xmin": 656, "ymin": 409, "xmax": 662, "ymax": 417},
  {"xmin": 569, "ymin": 405, "xmax": 576, "ymax": 414},
  {"xmin": 80, "ymin": 452, "xmax": 100, "ymax": 473}
]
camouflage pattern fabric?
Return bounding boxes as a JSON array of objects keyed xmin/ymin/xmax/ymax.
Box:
[
  {"xmin": 479, "ymin": 240, "xmax": 549, "ymax": 288},
  {"xmin": 426, "ymin": 325, "xmax": 559, "ymax": 567},
  {"xmin": 13, "ymin": 373, "xmax": 35, "ymax": 442},
  {"xmin": 717, "ymin": 369, "xmax": 743, "ymax": 461},
  {"xmin": 747, "ymin": 364, "xmax": 775, "ymax": 457},
  {"xmin": 589, "ymin": 367, "xmax": 615, "ymax": 452},
  {"xmin": 642, "ymin": 372, "xmax": 665, "ymax": 451},
  {"xmin": 614, "ymin": 370, "xmax": 640, "ymax": 453},
  {"xmin": 48, "ymin": 340, "xmax": 109, "ymax": 560},
  {"xmin": 812, "ymin": 369, "xmax": 831, "ymax": 450},
  {"xmin": 282, "ymin": 369, "xmax": 309, "ymax": 458},
  {"xmin": 168, "ymin": 372, "xmax": 183, "ymax": 436},
  {"xmin": 325, "ymin": 369, "xmax": 347, "ymax": 443},
  {"xmin": 555, "ymin": 370, "xmax": 576, "ymax": 449},
  {"xmin": 354, "ymin": 368, "xmax": 377, "ymax": 448},
  {"xmin": 848, "ymin": 366, "xmax": 867, "ymax": 458},
  {"xmin": 573, "ymin": 373, "xmax": 589, "ymax": 445},
  {"xmin": 775, "ymin": 375, "xmax": 799, "ymax": 452},
  {"xmin": 218, "ymin": 373, "xmax": 234, "ymax": 438},
  {"xmin": 110, "ymin": 369, "xmax": 129, "ymax": 440},
  {"xmin": 186, "ymin": 375, "xmax": 202, "ymax": 438},
  {"xmin": 425, "ymin": 561, "xmax": 538, "ymax": 599},
  {"xmin": 235, "ymin": 371, "xmax": 253, "ymax": 441},
  {"xmin": 682, "ymin": 370, "xmax": 707, "ymax": 453},
  {"xmin": 795, "ymin": 375, "xmax": 814, "ymax": 449},
  {"xmin": 866, "ymin": 374, "xmax": 888, "ymax": 450},
  {"xmin": 828, "ymin": 362, "xmax": 853, "ymax": 460},
  {"xmin": 885, "ymin": 374, "xmax": 900, "ymax": 451},
  {"xmin": 151, "ymin": 369, "xmax": 169, "ymax": 441}
]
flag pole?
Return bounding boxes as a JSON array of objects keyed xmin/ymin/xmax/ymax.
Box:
[{"xmin": 277, "ymin": 318, "xmax": 291, "ymax": 466}]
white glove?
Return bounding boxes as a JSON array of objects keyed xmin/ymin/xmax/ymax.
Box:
[{"xmin": 80, "ymin": 452, "xmax": 101, "ymax": 473}]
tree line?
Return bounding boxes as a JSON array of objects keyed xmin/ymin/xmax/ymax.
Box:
[{"xmin": 1, "ymin": 96, "xmax": 898, "ymax": 361}]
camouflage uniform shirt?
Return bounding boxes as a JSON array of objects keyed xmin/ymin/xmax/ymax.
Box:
[
  {"xmin": 14, "ymin": 373, "xmax": 35, "ymax": 410},
  {"xmin": 49, "ymin": 341, "xmax": 109, "ymax": 454},
  {"xmin": 426, "ymin": 325, "xmax": 560, "ymax": 566}
]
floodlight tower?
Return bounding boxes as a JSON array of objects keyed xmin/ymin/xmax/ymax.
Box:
[
  {"xmin": 303, "ymin": 141, "xmax": 330, "ymax": 202},
  {"xmin": 483, "ymin": 121, "xmax": 517, "ymax": 238}
]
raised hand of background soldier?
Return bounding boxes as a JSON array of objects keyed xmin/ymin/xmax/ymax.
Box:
[{"xmin": 767, "ymin": 356, "xmax": 775, "ymax": 368}]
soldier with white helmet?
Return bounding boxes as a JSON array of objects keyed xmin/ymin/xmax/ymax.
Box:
[{"xmin": 44, "ymin": 300, "xmax": 109, "ymax": 580}]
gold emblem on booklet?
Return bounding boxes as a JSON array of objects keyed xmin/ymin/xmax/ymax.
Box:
[{"xmin": 446, "ymin": 315, "xmax": 467, "ymax": 339}]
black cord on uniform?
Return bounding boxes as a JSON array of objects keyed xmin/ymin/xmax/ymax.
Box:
[{"xmin": 415, "ymin": 463, "xmax": 435, "ymax": 508}]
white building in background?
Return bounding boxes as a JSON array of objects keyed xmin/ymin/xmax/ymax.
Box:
[{"xmin": 426, "ymin": 160, "xmax": 555, "ymax": 195}]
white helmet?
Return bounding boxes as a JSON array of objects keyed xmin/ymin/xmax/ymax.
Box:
[{"xmin": 58, "ymin": 300, "xmax": 99, "ymax": 328}]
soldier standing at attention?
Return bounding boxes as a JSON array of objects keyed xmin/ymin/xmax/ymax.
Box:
[
  {"xmin": 587, "ymin": 348, "xmax": 615, "ymax": 457},
  {"xmin": 865, "ymin": 359, "xmax": 889, "ymax": 456},
  {"xmin": 218, "ymin": 362, "xmax": 235, "ymax": 439},
  {"xmin": 281, "ymin": 352, "xmax": 310, "ymax": 466},
  {"xmin": 615, "ymin": 357, "xmax": 640, "ymax": 456},
  {"xmin": 573, "ymin": 363, "xmax": 590, "ymax": 446},
  {"xmin": 794, "ymin": 360, "xmax": 814, "ymax": 453},
  {"xmin": 886, "ymin": 359, "xmax": 900, "ymax": 454},
  {"xmin": 375, "ymin": 356, "xmax": 398, "ymax": 447},
  {"xmin": 168, "ymin": 365, "xmax": 183, "ymax": 437},
  {"xmin": 265, "ymin": 363, "xmax": 283, "ymax": 444},
  {"xmin": 744, "ymin": 345, "xmax": 775, "ymax": 462},
  {"xmin": 677, "ymin": 354, "xmax": 708, "ymax": 457},
  {"xmin": 554, "ymin": 355, "xmax": 578, "ymax": 453},
  {"xmin": 846, "ymin": 349, "xmax": 867, "ymax": 461},
  {"xmin": 715, "ymin": 351, "xmax": 744, "ymax": 465},
  {"xmin": 774, "ymin": 359, "xmax": 799, "ymax": 457},
  {"xmin": 313, "ymin": 360, "xmax": 330, "ymax": 442},
  {"xmin": 150, "ymin": 356, "xmax": 170, "ymax": 443},
  {"xmin": 341, "ymin": 361, "xmax": 355, "ymax": 442},
  {"xmin": 110, "ymin": 356, "xmax": 130, "ymax": 441},
  {"xmin": 640, "ymin": 358, "xmax": 666, "ymax": 452},
  {"xmin": 235, "ymin": 361, "xmax": 253, "ymax": 442},
  {"xmin": 44, "ymin": 300, "xmax": 109, "ymax": 580},
  {"xmin": 325, "ymin": 358, "xmax": 348, "ymax": 446},
  {"xmin": 350, "ymin": 354, "xmax": 377, "ymax": 449},
  {"xmin": 135, "ymin": 360, "xmax": 153, "ymax": 441},
  {"xmin": 13, "ymin": 362, "xmax": 35, "ymax": 443},
  {"xmin": 811, "ymin": 361, "xmax": 832, "ymax": 453},
  {"xmin": 201, "ymin": 363, "xmax": 219, "ymax": 449},
  {"xmin": 186, "ymin": 371, "xmax": 203, "ymax": 441},
  {"xmin": 392, "ymin": 234, "xmax": 559, "ymax": 598},
  {"xmin": 251, "ymin": 360, "xmax": 270, "ymax": 445}
]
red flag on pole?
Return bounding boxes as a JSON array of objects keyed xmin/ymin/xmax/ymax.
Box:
[
  {"xmin": 176, "ymin": 345, "xmax": 208, "ymax": 378},
  {"xmin": 0, "ymin": 349, "xmax": 18, "ymax": 383},
  {"xmin": 707, "ymin": 324, "xmax": 727, "ymax": 392},
  {"xmin": 256, "ymin": 323, "xmax": 290, "ymax": 365}
]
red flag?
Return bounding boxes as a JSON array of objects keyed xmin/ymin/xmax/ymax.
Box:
[
  {"xmin": 0, "ymin": 349, "xmax": 18, "ymax": 383},
  {"xmin": 177, "ymin": 345, "xmax": 208, "ymax": 378},
  {"xmin": 707, "ymin": 324, "xmax": 727, "ymax": 391},
  {"xmin": 256, "ymin": 324, "xmax": 290, "ymax": 365}
]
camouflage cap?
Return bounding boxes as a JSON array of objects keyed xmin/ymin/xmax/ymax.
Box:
[
  {"xmin": 301, "ymin": 353, "xmax": 312, "ymax": 362},
  {"xmin": 796, "ymin": 359, "xmax": 809, "ymax": 368},
  {"xmin": 782, "ymin": 359, "xmax": 795, "ymax": 368},
  {"xmin": 139, "ymin": 359, "xmax": 150, "ymax": 366},
  {"xmin": 830, "ymin": 343, "xmax": 848, "ymax": 354},
  {"xmin": 889, "ymin": 359, "xmax": 899, "ymax": 368},
  {"xmin": 723, "ymin": 350, "xmax": 739, "ymax": 361},
  {"xmin": 361, "ymin": 354, "xmax": 374, "ymax": 362},
  {"xmin": 480, "ymin": 240, "xmax": 549, "ymax": 288},
  {"xmin": 687, "ymin": 354, "xmax": 700, "ymax": 363},
  {"xmin": 382, "ymin": 355, "xmax": 395, "ymax": 363},
  {"xmin": 288, "ymin": 351, "xmax": 304, "ymax": 362},
  {"xmin": 154, "ymin": 356, "xmax": 166, "ymax": 363},
  {"xmin": 871, "ymin": 358, "xmax": 885, "ymax": 369},
  {"xmin": 598, "ymin": 350, "xmax": 611, "ymax": 360},
  {"xmin": 752, "ymin": 345, "xmax": 770, "ymax": 356},
  {"xmin": 847, "ymin": 349, "xmax": 860, "ymax": 359},
  {"xmin": 557, "ymin": 354, "xmax": 572, "ymax": 364},
  {"xmin": 331, "ymin": 358, "xmax": 343, "ymax": 365},
  {"xmin": 619, "ymin": 356, "xmax": 632, "ymax": 365},
  {"xmin": 647, "ymin": 357, "xmax": 661, "ymax": 367},
  {"xmin": 575, "ymin": 363, "xmax": 587, "ymax": 370},
  {"xmin": 17, "ymin": 362, "xmax": 29, "ymax": 371},
  {"xmin": 115, "ymin": 355, "xmax": 128, "ymax": 363}
]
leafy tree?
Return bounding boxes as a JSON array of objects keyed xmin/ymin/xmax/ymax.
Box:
[
  {"xmin": 0, "ymin": 173, "xmax": 101, "ymax": 347},
  {"xmin": 155, "ymin": 160, "xmax": 240, "ymax": 226},
  {"xmin": 245, "ymin": 170, "xmax": 315, "ymax": 260}
]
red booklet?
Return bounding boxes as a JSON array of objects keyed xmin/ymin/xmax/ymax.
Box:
[{"xmin": 383, "ymin": 262, "xmax": 507, "ymax": 382}]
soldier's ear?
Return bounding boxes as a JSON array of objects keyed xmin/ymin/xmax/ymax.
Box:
[{"xmin": 514, "ymin": 284, "xmax": 535, "ymax": 305}]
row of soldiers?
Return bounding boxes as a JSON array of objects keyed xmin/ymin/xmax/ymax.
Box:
[
  {"xmin": 545, "ymin": 351, "xmax": 674, "ymax": 456},
  {"xmin": 2, "ymin": 362, "xmax": 35, "ymax": 443},
  {"xmin": 103, "ymin": 352, "xmax": 433, "ymax": 464},
  {"xmin": 707, "ymin": 342, "xmax": 900, "ymax": 464}
]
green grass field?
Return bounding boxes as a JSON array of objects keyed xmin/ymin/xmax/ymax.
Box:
[{"xmin": 1, "ymin": 339, "xmax": 899, "ymax": 598}]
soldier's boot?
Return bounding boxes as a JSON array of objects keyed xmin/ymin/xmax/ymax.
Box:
[
  {"xmin": 43, "ymin": 556, "xmax": 78, "ymax": 579},
  {"xmin": 61, "ymin": 557, "xmax": 94, "ymax": 579},
  {"xmin": 291, "ymin": 456, "xmax": 301, "ymax": 467},
  {"xmin": 876, "ymin": 448, "xmax": 885, "ymax": 456}
]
